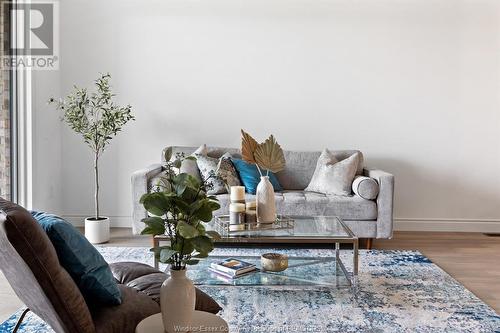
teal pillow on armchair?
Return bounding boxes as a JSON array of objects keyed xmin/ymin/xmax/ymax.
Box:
[
  {"xmin": 231, "ymin": 158, "xmax": 283, "ymax": 194},
  {"xmin": 30, "ymin": 211, "xmax": 122, "ymax": 306}
]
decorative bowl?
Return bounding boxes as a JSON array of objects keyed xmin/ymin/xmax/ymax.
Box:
[{"xmin": 261, "ymin": 253, "xmax": 288, "ymax": 272}]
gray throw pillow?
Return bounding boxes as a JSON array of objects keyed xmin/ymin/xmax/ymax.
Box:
[
  {"xmin": 217, "ymin": 153, "xmax": 241, "ymax": 188},
  {"xmin": 178, "ymin": 144, "xmax": 207, "ymax": 182},
  {"xmin": 305, "ymin": 149, "xmax": 361, "ymax": 196},
  {"xmin": 352, "ymin": 176, "xmax": 379, "ymax": 200},
  {"xmin": 196, "ymin": 153, "xmax": 240, "ymax": 195}
]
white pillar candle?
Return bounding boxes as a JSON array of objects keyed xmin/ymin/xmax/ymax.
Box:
[
  {"xmin": 229, "ymin": 203, "xmax": 246, "ymax": 212},
  {"xmin": 230, "ymin": 186, "xmax": 246, "ymax": 201}
]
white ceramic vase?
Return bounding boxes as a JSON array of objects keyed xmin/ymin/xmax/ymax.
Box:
[
  {"xmin": 160, "ymin": 268, "xmax": 196, "ymax": 333},
  {"xmin": 84, "ymin": 217, "xmax": 110, "ymax": 244},
  {"xmin": 256, "ymin": 176, "xmax": 276, "ymax": 223}
]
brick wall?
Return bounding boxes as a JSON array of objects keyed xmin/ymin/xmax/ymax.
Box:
[{"xmin": 0, "ymin": 0, "xmax": 10, "ymax": 200}]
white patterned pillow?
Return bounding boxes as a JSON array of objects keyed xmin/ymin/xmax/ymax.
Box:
[{"xmin": 305, "ymin": 149, "xmax": 361, "ymax": 196}]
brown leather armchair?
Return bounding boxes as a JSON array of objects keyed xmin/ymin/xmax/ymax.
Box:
[{"xmin": 0, "ymin": 199, "xmax": 220, "ymax": 333}]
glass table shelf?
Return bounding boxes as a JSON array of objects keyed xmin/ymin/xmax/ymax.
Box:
[{"xmin": 188, "ymin": 255, "xmax": 350, "ymax": 288}]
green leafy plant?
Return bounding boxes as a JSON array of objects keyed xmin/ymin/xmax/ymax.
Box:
[
  {"xmin": 140, "ymin": 148, "xmax": 221, "ymax": 270},
  {"xmin": 49, "ymin": 73, "xmax": 135, "ymax": 220}
]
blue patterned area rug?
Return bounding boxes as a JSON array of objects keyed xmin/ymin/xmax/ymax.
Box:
[{"xmin": 1, "ymin": 247, "xmax": 499, "ymax": 333}]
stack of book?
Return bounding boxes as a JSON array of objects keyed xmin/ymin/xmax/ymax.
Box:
[{"xmin": 209, "ymin": 258, "xmax": 257, "ymax": 279}]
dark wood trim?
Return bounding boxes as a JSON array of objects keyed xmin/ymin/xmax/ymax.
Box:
[{"xmin": 366, "ymin": 238, "xmax": 373, "ymax": 250}]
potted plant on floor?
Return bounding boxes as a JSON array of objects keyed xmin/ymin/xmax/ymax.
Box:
[
  {"xmin": 140, "ymin": 148, "xmax": 221, "ymax": 332},
  {"xmin": 49, "ymin": 73, "xmax": 135, "ymax": 244}
]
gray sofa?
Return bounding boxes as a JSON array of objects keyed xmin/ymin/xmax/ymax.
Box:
[{"xmin": 131, "ymin": 146, "xmax": 394, "ymax": 240}]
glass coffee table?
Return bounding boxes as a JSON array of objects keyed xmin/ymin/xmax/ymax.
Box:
[{"xmin": 153, "ymin": 216, "xmax": 359, "ymax": 286}]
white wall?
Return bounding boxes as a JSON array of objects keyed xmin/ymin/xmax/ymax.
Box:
[
  {"xmin": 33, "ymin": 0, "xmax": 500, "ymax": 231},
  {"xmin": 31, "ymin": 70, "xmax": 62, "ymax": 213}
]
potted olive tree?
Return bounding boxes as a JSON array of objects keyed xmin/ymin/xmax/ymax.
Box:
[{"xmin": 49, "ymin": 73, "xmax": 135, "ymax": 244}]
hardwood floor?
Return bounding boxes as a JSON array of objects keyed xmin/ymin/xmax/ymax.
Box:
[
  {"xmin": 0, "ymin": 272, "xmax": 23, "ymax": 323},
  {"xmin": 373, "ymin": 232, "xmax": 500, "ymax": 313},
  {"xmin": 0, "ymin": 230, "xmax": 498, "ymax": 323}
]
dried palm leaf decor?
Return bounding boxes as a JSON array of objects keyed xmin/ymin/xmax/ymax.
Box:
[{"xmin": 240, "ymin": 130, "xmax": 286, "ymax": 176}]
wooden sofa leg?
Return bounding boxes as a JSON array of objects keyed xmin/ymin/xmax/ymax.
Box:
[{"xmin": 366, "ymin": 238, "xmax": 373, "ymax": 250}]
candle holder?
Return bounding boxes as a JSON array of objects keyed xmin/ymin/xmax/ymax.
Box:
[
  {"xmin": 245, "ymin": 201, "xmax": 257, "ymax": 223},
  {"xmin": 245, "ymin": 210, "xmax": 257, "ymax": 224},
  {"xmin": 229, "ymin": 203, "xmax": 246, "ymax": 231}
]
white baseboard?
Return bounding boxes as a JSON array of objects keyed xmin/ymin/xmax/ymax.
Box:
[
  {"xmin": 62, "ymin": 215, "xmax": 132, "ymax": 228},
  {"xmin": 394, "ymin": 218, "xmax": 500, "ymax": 233},
  {"xmin": 63, "ymin": 215, "xmax": 500, "ymax": 233}
]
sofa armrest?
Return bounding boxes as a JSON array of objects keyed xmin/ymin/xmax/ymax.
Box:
[
  {"xmin": 363, "ymin": 168, "xmax": 395, "ymax": 239},
  {"xmin": 131, "ymin": 163, "xmax": 164, "ymax": 235}
]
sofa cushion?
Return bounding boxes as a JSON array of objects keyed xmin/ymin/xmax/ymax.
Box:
[
  {"xmin": 31, "ymin": 211, "xmax": 122, "ymax": 306},
  {"xmin": 178, "ymin": 144, "xmax": 207, "ymax": 182},
  {"xmin": 231, "ymin": 158, "xmax": 283, "ymax": 194},
  {"xmin": 161, "ymin": 147, "xmax": 364, "ymax": 191},
  {"xmin": 305, "ymin": 150, "xmax": 361, "ymax": 196},
  {"xmin": 214, "ymin": 191, "xmax": 377, "ymax": 220},
  {"xmin": 217, "ymin": 153, "xmax": 242, "ymax": 188},
  {"xmin": 0, "ymin": 199, "xmax": 95, "ymax": 333},
  {"xmin": 352, "ymin": 176, "xmax": 379, "ymax": 200},
  {"xmin": 109, "ymin": 262, "xmax": 222, "ymax": 314},
  {"xmin": 276, "ymin": 150, "xmax": 364, "ymax": 190}
]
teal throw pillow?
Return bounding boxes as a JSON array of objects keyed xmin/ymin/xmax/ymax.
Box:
[
  {"xmin": 30, "ymin": 211, "xmax": 122, "ymax": 305},
  {"xmin": 231, "ymin": 158, "xmax": 283, "ymax": 194}
]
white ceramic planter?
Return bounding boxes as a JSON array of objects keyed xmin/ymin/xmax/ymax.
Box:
[
  {"xmin": 84, "ymin": 217, "xmax": 110, "ymax": 244},
  {"xmin": 160, "ymin": 269, "xmax": 196, "ymax": 333},
  {"xmin": 256, "ymin": 176, "xmax": 276, "ymax": 223}
]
